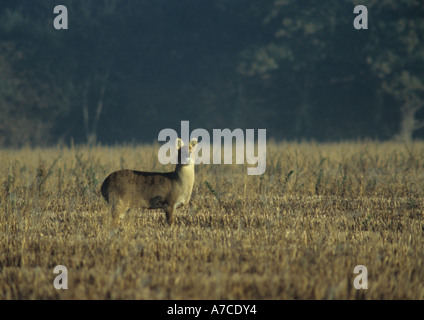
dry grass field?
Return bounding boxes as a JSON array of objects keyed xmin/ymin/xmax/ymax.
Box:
[{"xmin": 0, "ymin": 141, "xmax": 424, "ymax": 299}]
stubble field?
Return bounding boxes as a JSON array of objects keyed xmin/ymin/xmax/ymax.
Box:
[{"xmin": 0, "ymin": 141, "xmax": 423, "ymax": 299}]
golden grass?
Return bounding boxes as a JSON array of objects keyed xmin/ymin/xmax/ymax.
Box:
[{"xmin": 0, "ymin": 141, "xmax": 423, "ymax": 299}]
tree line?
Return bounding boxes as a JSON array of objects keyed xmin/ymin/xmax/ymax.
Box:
[{"xmin": 0, "ymin": 0, "xmax": 423, "ymax": 147}]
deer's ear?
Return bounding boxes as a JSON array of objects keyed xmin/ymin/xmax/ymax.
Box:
[
  {"xmin": 176, "ymin": 138, "xmax": 184, "ymax": 149},
  {"xmin": 189, "ymin": 137, "xmax": 198, "ymax": 148}
]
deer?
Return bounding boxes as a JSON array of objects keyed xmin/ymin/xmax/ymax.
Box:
[{"xmin": 100, "ymin": 137, "xmax": 198, "ymax": 226}]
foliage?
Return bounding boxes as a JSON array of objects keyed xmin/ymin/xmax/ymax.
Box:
[
  {"xmin": 364, "ymin": 0, "xmax": 424, "ymax": 141},
  {"xmin": 0, "ymin": 1, "xmax": 423, "ymax": 145}
]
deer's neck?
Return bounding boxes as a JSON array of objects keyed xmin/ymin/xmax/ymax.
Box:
[{"xmin": 175, "ymin": 163, "xmax": 195, "ymax": 186}]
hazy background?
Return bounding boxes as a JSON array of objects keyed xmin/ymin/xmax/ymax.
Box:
[{"xmin": 0, "ymin": 0, "xmax": 423, "ymax": 147}]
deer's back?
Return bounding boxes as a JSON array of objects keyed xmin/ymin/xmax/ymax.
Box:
[{"xmin": 101, "ymin": 169, "xmax": 175, "ymax": 207}]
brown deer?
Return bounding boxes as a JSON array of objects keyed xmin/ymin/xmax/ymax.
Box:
[{"xmin": 101, "ymin": 138, "xmax": 198, "ymax": 225}]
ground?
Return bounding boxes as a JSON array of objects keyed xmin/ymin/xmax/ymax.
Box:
[{"xmin": 0, "ymin": 141, "xmax": 423, "ymax": 299}]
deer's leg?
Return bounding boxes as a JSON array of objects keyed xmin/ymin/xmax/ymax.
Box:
[
  {"xmin": 111, "ymin": 204, "xmax": 120, "ymax": 226},
  {"xmin": 110, "ymin": 199, "xmax": 128, "ymax": 226},
  {"xmin": 165, "ymin": 205, "xmax": 175, "ymax": 225}
]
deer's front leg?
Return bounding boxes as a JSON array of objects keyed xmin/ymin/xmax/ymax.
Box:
[{"xmin": 165, "ymin": 205, "xmax": 175, "ymax": 225}]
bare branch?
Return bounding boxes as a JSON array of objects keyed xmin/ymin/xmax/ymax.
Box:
[
  {"xmin": 329, "ymin": 71, "xmax": 366, "ymax": 85},
  {"xmin": 82, "ymin": 81, "xmax": 90, "ymax": 142},
  {"xmin": 411, "ymin": 101, "xmax": 424, "ymax": 113},
  {"xmin": 414, "ymin": 120, "xmax": 424, "ymax": 131}
]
